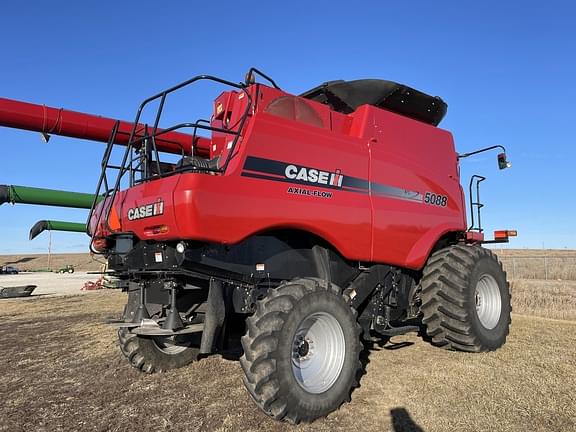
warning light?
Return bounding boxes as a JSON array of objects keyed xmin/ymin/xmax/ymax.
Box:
[
  {"xmin": 144, "ymin": 225, "xmax": 169, "ymax": 236},
  {"xmin": 494, "ymin": 230, "xmax": 518, "ymax": 240},
  {"xmin": 92, "ymin": 237, "xmax": 109, "ymax": 252}
]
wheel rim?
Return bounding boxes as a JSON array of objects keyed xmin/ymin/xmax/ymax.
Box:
[
  {"xmin": 152, "ymin": 336, "xmax": 192, "ymax": 354},
  {"xmin": 475, "ymin": 274, "xmax": 502, "ymax": 330},
  {"xmin": 291, "ymin": 311, "xmax": 345, "ymax": 394}
]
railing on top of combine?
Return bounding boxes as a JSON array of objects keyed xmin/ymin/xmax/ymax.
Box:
[{"xmin": 87, "ymin": 74, "xmax": 255, "ymax": 246}]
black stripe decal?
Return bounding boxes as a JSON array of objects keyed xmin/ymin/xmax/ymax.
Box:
[
  {"xmin": 342, "ymin": 176, "xmax": 370, "ymax": 191},
  {"xmin": 371, "ymin": 183, "xmax": 423, "ymax": 202},
  {"xmin": 241, "ymin": 171, "xmax": 367, "ymax": 193},
  {"xmin": 243, "ymin": 156, "xmax": 290, "ymax": 178},
  {"xmin": 242, "ymin": 156, "xmax": 421, "ymax": 202}
]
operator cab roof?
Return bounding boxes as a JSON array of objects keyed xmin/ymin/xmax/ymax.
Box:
[{"xmin": 300, "ymin": 79, "xmax": 447, "ymax": 126}]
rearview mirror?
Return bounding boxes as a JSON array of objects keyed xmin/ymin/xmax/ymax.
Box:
[{"xmin": 497, "ymin": 152, "xmax": 511, "ymax": 170}]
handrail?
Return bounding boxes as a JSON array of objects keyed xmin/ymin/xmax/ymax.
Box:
[
  {"xmin": 467, "ymin": 175, "xmax": 486, "ymax": 232},
  {"xmin": 87, "ymin": 120, "xmax": 120, "ymax": 240},
  {"xmin": 88, "ymin": 74, "xmax": 255, "ymax": 251}
]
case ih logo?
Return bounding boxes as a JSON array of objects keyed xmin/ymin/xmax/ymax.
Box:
[
  {"xmin": 285, "ymin": 165, "xmax": 344, "ymax": 187},
  {"xmin": 241, "ymin": 156, "xmax": 423, "ymax": 202},
  {"xmin": 127, "ymin": 200, "xmax": 164, "ymax": 221}
]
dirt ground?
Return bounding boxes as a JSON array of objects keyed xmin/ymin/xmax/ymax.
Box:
[
  {"xmin": 1, "ymin": 291, "xmax": 575, "ymax": 432},
  {"xmin": 0, "ymin": 272, "xmax": 100, "ymax": 297}
]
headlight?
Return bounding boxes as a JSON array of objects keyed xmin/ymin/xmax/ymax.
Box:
[{"xmin": 176, "ymin": 242, "xmax": 186, "ymax": 254}]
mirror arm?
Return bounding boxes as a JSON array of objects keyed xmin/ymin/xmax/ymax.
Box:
[{"xmin": 458, "ymin": 145, "xmax": 507, "ymax": 159}]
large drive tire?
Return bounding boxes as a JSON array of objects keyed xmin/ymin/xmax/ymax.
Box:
[
  {"xmin": 117, "ymin": 289, "xmax": 199, "ymax": 373},
  {"xmin": 240, "ymin": 278, "xmax": 362, "ymax": 424},
  {"xmin": 420, "ymin": 244, "xmax": 511, "ymax": 352}
]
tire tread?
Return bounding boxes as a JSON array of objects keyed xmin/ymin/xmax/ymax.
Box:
[
  {"xmin": 240, "ymin": 278, "xmax": 362, "ymax": 424},
  {"xmin": 420, "ymin": 244, "xmax": 511, "ymax": 352}
]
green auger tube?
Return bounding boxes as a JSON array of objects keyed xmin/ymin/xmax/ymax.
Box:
[
  {"xmin": 29, "ymin": 220, "xmax": 87, "ymax": 240},
  {"xmin": 0, "ymin": 184, "xmax": 101, "ymax": 209}
]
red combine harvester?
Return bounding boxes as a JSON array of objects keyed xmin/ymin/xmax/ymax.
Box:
[{"xmin": 0, "ymin": 69, "xmax": 515, "ymax": 423}]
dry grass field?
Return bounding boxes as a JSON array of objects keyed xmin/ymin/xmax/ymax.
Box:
[
  {"xmin": 1, "ymin": 291, "xmax": 575, "ymax": 432},
  {"xmin": 495, "ymin": 248, "xmax": 576, "ymax": 320},
  {"xmin": 511, "ymin": 279, "xmax": 576, "ymax": 320},
  {"xmin": 0, "ymin": 253, "xmax": 102, "ymax": 272},
  {"xmin": 495, "ymin": 249, "xmax": 576, "ymax": 257},
  {"xmin": 494, "ymin": 248, "xmax": 576, "ymax": 280}
]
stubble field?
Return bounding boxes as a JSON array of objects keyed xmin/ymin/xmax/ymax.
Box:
[
  {"xmin": 0, "ymin": 251, "xmax": 575, "ymax": 431},
  {"xmin": 1, "ymin": 292, "xmax": 575, "ymax": 431}
]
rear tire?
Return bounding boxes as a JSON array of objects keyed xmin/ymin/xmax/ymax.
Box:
[
  {"xmin": 420, "ymin": 244, "xmax": 511, "ymax": 352},
  {"xmin": 118, "ymin": 328, "xmax": 199, "ymax": 373},
  {"xmin": 240, "ymin": 278, "xmax": 362, "ymax": 424},
  {"xmin": 117, "ymin": 288, "xmax": 199, "ymax": 373}
]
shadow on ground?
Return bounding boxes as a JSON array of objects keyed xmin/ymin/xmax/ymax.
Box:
[{"xmin": 391, "ymin": 407, "xmax": 424, "ymax": 432}]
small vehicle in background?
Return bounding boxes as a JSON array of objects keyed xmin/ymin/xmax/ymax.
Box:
[
  {"xmin": 1, "ymin": 265, "xmax": 19, "ymax": 274},
  {"xmin": 57, "ymin": 265, "xmax": 75, "ymax": 274}
]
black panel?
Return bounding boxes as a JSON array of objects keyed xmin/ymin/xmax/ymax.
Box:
[
  {"xmin": 182, "ymin": 232, "xmax": 359, "ymax": 286},
  {"xmin": 108, "ymin": 232, "xmax": 360, "ymax": 288},
  {"xmin": 301, "ymin": 79, "xmax": 447, "ymax": 126}
]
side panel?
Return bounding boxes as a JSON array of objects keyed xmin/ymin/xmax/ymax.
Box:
[
  {"xmin": 172, "ymin": 112, "xmax": 373, "ymax": 261},
  {"xmin": 361, "ymin": 106, "xmax": 466, "ymax": 269}
]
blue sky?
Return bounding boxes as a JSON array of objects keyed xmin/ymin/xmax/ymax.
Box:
[{"xmin": 0, "ymin": 1, "xmax": 575, "ymax": 253}]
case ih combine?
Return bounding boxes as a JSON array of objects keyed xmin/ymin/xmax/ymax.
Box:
[{"xmin": 0, "ymin": 69, "xmax": 514, "ymax": 423}]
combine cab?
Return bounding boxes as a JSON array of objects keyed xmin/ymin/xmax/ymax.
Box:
[{"xmin": 82, "ymin": 69, "xmax": 513, "ymax": 423}]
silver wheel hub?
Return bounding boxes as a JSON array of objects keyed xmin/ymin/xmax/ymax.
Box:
[
  {"xmin": 291, "ymin": 312, "xmax": 345, "ymax": 394},
  {"xmin": 475, "ymin": 274, "xmax": 502, "ymax": 330}
]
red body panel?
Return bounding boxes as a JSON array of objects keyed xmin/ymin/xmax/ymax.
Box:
[
  {"xmin": 112, "ymin": 84, "xmax": 467, "ymax": 270},
  {"xmin": 348, "ymin": 106, "xmax": 466, "ymax": 267}
]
